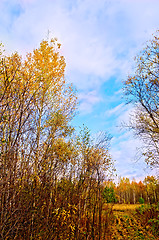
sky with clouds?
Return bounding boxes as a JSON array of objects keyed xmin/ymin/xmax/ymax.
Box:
[{"xmin": 1, "ymin": 0, "xmax": 159, "ymax": 181}]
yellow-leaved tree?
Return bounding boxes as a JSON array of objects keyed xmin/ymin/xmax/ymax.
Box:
[
  {"xmin": 0, "ymin": 39, "xmax": 115, "ymax": 240},
  {"xmin": 0, "ymin": 39, "xmax": 77, "ymax": 239},
  {"xmin": 0, "ymin": 38, "xmax": 77, "ymax": 177}
]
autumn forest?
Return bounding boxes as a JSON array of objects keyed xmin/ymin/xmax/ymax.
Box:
[{"xmin": 0, "ymin": 33, "xmax": 159, "ymax": 239}]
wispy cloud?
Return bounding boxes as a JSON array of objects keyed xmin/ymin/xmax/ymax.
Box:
[
  {"xmin": 78, "ymin": 90, "xmax": 102, "ymax": 114},
  {"xmin": 105, "ymin": 103, "xmax": 126, "ymax": 117},
  {"xmin": 110, "ymin": 131, "xmax": 148, "ymax": 180}
]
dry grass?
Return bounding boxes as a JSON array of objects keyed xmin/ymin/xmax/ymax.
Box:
[{"xmin": 112, "ymin": 204, "xmax": 142, "ymax": 212}]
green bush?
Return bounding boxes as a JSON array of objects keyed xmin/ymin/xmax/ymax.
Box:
[
  {"xmin": 103, "ymin": 186, "xmax": 117, "ymax": 203},
  {"xmin": 139, "ymin": 197, "xmax": 144, "ymax": 204},
  {"xmin": 135, "ymin": 204, "xmax": 159, "ymax": 237}
]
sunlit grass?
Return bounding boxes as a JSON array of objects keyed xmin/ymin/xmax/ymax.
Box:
[
  {"xmin": 110, "ymin": 204, "xmax": 157, "ymax": 240},
  {"xmin": 112, "ymin": 204, "xmax": 142, "ymax": 211}
]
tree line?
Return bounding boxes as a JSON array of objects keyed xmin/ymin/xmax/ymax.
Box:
[{"xmin": 104, "ymin": 176, "xmax": 159, "ymax": 204}]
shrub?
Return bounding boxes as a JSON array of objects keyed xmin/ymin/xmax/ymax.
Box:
[{"xmin": 139, "ymin": 197, "xmax": 145, "ymax": 204}]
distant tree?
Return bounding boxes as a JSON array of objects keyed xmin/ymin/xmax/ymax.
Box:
[
  {"xmin": 139, "ymin": 197, "xmax": 144, "ymax": 204},
  {"xmin": 144, "ymin": 176, "xmax": 158, "ymax": 203},
  {"xmin": 103, "ymin": 186, "xmax": 117, "ymax": 203},
  {"xmin": 123, "ymin": 30, "xmax": 159, "ymax": 168}
]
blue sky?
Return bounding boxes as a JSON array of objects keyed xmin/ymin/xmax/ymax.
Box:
[{"xmin": 1, "ymin": 0, "xmax": 159, "ymax": 181}]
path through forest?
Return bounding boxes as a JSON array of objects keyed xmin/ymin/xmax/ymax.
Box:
[{"xmin": 109, "ymin": 205, "xmax": 157, "ymax": 240}]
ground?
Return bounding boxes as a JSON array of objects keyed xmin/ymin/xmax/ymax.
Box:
[{"xmin": 108, "ymin": 204, "xmax": 157, "ymax": 240}]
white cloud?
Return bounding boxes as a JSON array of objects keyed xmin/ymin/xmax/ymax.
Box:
[
  {"xmin": 107, "ymin": 103, "xmax": 151, "ymax": 181},
  {"xmin": 78, "ymin": 90, "xmax": 102, "ymax": 114},
  {"xmin": 110, "ymin": 131, "xmax": 148, "ymax": 180},
  {"xmin": 1, "ymin": 0, "xmax": 117, "ymax": 79},
  {"xmin": 1, "ymin": 0, "xmax": 159, "ymax": 88},
  {"xmin": 105, "ymin": 103, "xmax": 126, "ymax": 117}
]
